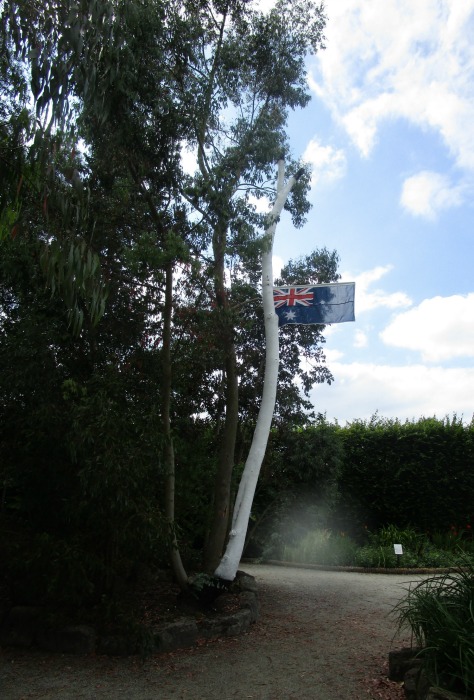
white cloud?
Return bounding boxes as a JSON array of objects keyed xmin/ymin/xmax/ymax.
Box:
[
  {"xmin": 180, "ymin": 144, "xmax": 198, "ymax": 175},
  {"xmin": 354, "ymin": 330, "xmax": 368, "ymax": 348},
  {"xmin": 400, "ymin": 170, "xmax": 465, "ymax": 219},
  {"xmin": 302, "ymin": 138, "xmax": 346, "ymax": 186},
  {"xmin": 248, "ymin": 193, "xmax": 272, "ymax": 214},
  {"xmin": 325, "ymin": 348, "xmax": 345, "ymax": 362},
  {"xmin": 381, "ymin": 293, "xmax": 474, "ymax": 361},
  {"xmin": 311, "ymin": 361, "xmax": 474, "ymax": 424},
  {"xmin": 342, "ymin": 265, "xmax": 412, "ymax": 313},
  {"xmin": 312, "ymin": 0, "xmax": 474, "ymax": 183}
]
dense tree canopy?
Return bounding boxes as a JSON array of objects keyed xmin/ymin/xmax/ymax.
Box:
[{"xmin": 0, "ymin": 0, "xmax": 342, "ymax": 605}]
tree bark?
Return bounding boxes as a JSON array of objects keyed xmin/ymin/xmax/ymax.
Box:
[
  {"xmin": 215, "ymin": 160, "xmax": 303, "ymax": 581},
  {"xmin": 162, "ymin": 261, "xmax": 188, "ymax": 590},
  {"xmin": 203, "ymin": 217, "xmax": 239, "ymax": 572}
]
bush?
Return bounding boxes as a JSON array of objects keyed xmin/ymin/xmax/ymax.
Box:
[
  {"xmin": 268, "ymin": 525, "xmax": 461, "ymax": 570},
  {"xmin": 367, "ymin": 524, "xmax": 425, "ymax": 554},
  {"xmin": 354, "ymin": 546, "xmax": 399, "ymax": 568},
  {"xmin": 394, "ymin": 555, "xmax": 474, "ymax": 695},
  {"xmin": 431, "ymin": 527, "xmax": 474, "ymax": 553},
  {"xmin": 338, "ymin": 416, "xmax": 474, "ymax": 534},
  {"xmin": 282, "ymin": 529, "xmax": 358, "ymax": 566}
]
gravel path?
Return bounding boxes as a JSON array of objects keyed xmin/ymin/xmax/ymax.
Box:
[{"xmin": 0, "ymin": 564, "xmax": 426, "ymax": 700}]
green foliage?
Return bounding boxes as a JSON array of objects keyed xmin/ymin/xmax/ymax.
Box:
[
  {"xmin": 394, "ymin": 556, "xmax": 474, "ymax": 695},
  {"xmin": 0, "ymin": 225, "xmax": 169, "ymax": 608},
  {"xmin": 245, "ymin": 416, "xmax": 344, "ymax": 557},
  {"xmin": 7, "ymin": 531, "xmax": 99, "ymax": 608},
  {"xmin": 367, "ymin": 524, "xmax": 426, "ymax": 554},
  {"xmin": 0, "ymin": 0, "xmax": 334, "ymax": 608},
  {"xmin": 189, "ymin": 572, "xmax": 226, "ymax": 596},
  {"xmin": 337, "ymin": 415, "xmax": 474, "ymax": 534},
  {"xmin": 249, "ymin": 416, "xmax": 474, "ymax": 551},
  {"xmin": 40, "ymin": 238, "xmax": 108, "ymax": 335},
  {"xmin": 259, "ymin": 523, "xmax": 468, "ymax": 570},
  {"xmin": 431, "ymin": 528, "xmax": 474, "ymax": 553},
  {"xmin": 6, "ymin": 0, "xmax": 473, "ymax": 624},
  {"xmin": 353, "ymin": 544, "xmax": 456, "ymax": 569},
  {"xmin": 282, "ymin": 529, "xmax": 358, "ymax": 566}
]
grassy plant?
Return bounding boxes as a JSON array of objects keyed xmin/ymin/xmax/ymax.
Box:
[
  {"xmin": 354, "ymin": 545, "xmax": 398, "ymax": 568},
  {"xmin": 354, "ymin": 544, "xmax": 458, "ymax": 569},
  {"xmin": 431, "ymin": 528, "xmax": 474, "ymax": 554},
  {"xmin": 282, "ymin": 529, "xmax": 357, "ymax": 566},
  {"xmin": 394, "ymin": 554, "xmax": 474, "ymax": 695},
  {"xmin": 266, "ymin": 524, "xmax": 470, "ymax": 570},
  {"xmin": 418, "ymin": 545, "xmax": 457, "ymax": 568},
  {"xmin": 367, "ymin": 524, "xmax": 426, "ymax": 554}
]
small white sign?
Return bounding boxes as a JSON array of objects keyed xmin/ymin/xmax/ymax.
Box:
[{"xmin": 394, "ymin": 544, "xmax": 403, "ymax": 555}]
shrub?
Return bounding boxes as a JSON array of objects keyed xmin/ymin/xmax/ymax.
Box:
[
  {"xmin": 262, "ymin": 524, "xmax": 468, "ymax": 570},
  {"xmin": 338, "ymin": 416, "xmax": 474, "ymax": 534},
  {"xmin": 394, "ymin": 555, "xmax": 474, "ymax": 695},
  {"xmin": 282, "ymin": 529, "xmax": 358, "ymax": 566},
  {"xmin": 367, "ymin": 524, "xmax": 425, "ymax": 554},
  {"xmin": 354, "ymin": 546, "xmax": 398, "ymax": 568},
  {"xmin": 431, "ymin": 527, "xmax": 474, "ymax": 553},
  {"xmin": 418, "ymin": 546, "xmax": 457, "ymax": 569}
]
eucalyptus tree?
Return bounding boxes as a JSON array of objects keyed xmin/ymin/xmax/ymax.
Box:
[
  {"xmin": 176, "ymin": 0, "xmax": 329, "ymax": 571},
  {"xmin": 0, "ymin": 0, "xmax": 197, "ymax": 590},
  {"xmin": 0, "ymin": 0, "xmax": 118, "ymax": 332},
  {"xmin": 1, "ymin": 0, "xmax": 340, "ymax": 589},
  {"xmin": 59, "ymin": 0, "xmax": 201, "ymax": 587}
]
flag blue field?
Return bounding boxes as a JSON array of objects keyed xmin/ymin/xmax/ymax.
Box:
[{"xmin": 273, "ymin": 283, "xmax": 355, "ymax": 326}]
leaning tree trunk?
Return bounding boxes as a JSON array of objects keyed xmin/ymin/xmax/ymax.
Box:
[{"xmin": 215, "ymin": 160, "xmax": 304, "ymax": 581}]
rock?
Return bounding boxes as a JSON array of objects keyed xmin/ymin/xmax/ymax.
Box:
[
  {"xmin": 235, "ymin": 570, "xmax": 258, "ymax": 593},
  {"xmin": 198, "ymin": 608, "xmax": 252, "ymax": 639},
  {"xmin": 389, "ymin": 647, "xmax": 468, "ymax": 700},
  {"xmin": 238, "ymin": 591, "xmax": 259, "ymax": 623},
  {"xmin": 153, "ymin": 618, "xmax": 198, "ymax": 652},
  {"xmin": 198, "ymin": 615, "xmax": 225, "ymax": 638},
  {"xmin": 0, "ymin": 572, "xmax": 259, "ymax": 656},
  {"xmin": 403, "ymin": 666, "xmax": 430, "ymax": 700},
  {"xmin": 388, "ymin": 646, "xmax": 423, "ymax": 681},
  {"xmin": 220, "ymin": 608, "xmax": 252, "ymax": 636}
]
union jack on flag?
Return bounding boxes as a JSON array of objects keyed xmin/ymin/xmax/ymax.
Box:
[
  {"xmin": 273, "ymin": 287, "xmax": 314, "ymax": 308},
  {"xmin": 272, "ymin": 283, "xmax": 356, "ymax": 326}
]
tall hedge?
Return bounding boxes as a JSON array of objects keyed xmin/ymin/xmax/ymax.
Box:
[{"xmin": 337, "ymin": 415, "xmax": 474, "ymax": 534}]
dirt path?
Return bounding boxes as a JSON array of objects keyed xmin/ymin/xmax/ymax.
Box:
[{"xmin": 0, "ymin": 564, "xmax": 425, "ymax": 700}]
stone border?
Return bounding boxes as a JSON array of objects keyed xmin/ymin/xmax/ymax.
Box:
[
  {"xmin": 251, "ymin": 559, "xmax": 455, "ymax": 575},
  {"xmin": 389, "ymin": 647, "xmax": 467, "ymax": 700},
  {"xmin": 0, "ymin": 571, "xmax": 259, "ymax": 656}
]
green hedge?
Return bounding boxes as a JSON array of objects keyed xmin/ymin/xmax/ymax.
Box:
[
  {"xmin": 249, "ymin": 415, "xmax": 474, "ymax": 554},
  {"xmin": 337, "ymin": 415, "xmax": 474, "ymax": 534}
]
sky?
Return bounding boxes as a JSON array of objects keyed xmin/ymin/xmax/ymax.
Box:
[{"xmin": 268, "ymin": 0, "xmax": 474, "ymax": 425}]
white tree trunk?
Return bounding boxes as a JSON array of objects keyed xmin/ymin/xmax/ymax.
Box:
[{"xmin": 215, "ymin": 160, "xmax": 301, "ymax": 581}]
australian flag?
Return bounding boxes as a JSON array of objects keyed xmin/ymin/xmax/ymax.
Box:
[{"xmin": 273, "ymin": 282, "xmax": 355, "ymax": 326}]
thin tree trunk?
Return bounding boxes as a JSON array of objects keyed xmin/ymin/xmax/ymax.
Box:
[
  {"xmin": 203, "ymin": 339, "xmax": 239, "ymax": 571},
  {"xmin": 162, "ymin": 262, "xmax": 188, "ymax": 590},
  {"xmin": 215, "ymin": 160, "xmax": 304, "ymax": 581},
  {"xmin": 203, "ymin": 218, "xmax": 239, "ymax": 572}
]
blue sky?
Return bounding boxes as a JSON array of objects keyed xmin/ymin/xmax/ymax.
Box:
[{"xmin": 271, "ymin": 0, "xmax": 474, "ymax": 424}]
